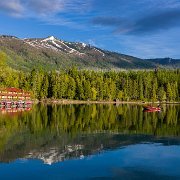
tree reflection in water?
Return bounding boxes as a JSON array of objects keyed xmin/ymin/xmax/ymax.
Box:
[{"xmin": 0, "ymin": 104, "xmax": 179, "ymax": 164}]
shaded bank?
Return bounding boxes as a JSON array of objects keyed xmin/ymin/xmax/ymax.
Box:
[{"xmin": 39, "ymin": 99, "xmax": 180, "ymax": 105}]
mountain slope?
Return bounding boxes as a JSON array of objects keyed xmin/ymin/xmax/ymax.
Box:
[
  {"xmin": 0, "ymin": 35, "xmax": 178, "ymax": 71},
  {"xmin": 146, "ymin": 58, "xmax": 180, "ymax": 68}
]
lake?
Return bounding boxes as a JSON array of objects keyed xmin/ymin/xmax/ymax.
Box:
[{"xmin": 0, "ymin": 104, "xmax": 179, "ymax": 179}]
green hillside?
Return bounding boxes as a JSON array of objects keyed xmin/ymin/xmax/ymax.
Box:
[
  {"xmin": 0, "ymin": 35, "xmax": 155, "ymax": 71},
  {"xmin": 0, "ymin": 35, "xmax": 179, "ymax": 71}
]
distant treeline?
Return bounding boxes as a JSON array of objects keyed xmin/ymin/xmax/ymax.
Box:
[{"xmin": 0, "ymin": 64, "xmax": 179, "ymax": 101}]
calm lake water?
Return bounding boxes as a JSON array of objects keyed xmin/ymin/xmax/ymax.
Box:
[{"xmin": 0, "ymin": 104, "xmax": 179, "ymax": 180}]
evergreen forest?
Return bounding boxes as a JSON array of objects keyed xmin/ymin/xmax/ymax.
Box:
[{"xmin": 0, "ymin": 51, "xmax": 179, "ymax": 102}]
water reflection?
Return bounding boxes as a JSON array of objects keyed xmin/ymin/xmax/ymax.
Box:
[
  {"xmin": 0, "ymin": 104, "xmax": 179, "ymax": 165},
  {"xmin": 0, "ymin": 107, "xmax": 31, "ymax": 115}
]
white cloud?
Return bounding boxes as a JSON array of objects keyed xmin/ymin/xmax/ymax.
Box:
[
  {"xmin": 0, "ymin": 0, "xmax": 93, "ymax": 27},
  {"xmin": 26, "ymin": 0, "xmax": 65, "ymax": 16},
  {"xmin": 0, "ymin": 0, "xmax": 24, "ymax": 17},
  {"xmin": 114, "ymin": 28, "xmax": 180, "ymax": 59},
  {"xmin": 0, "ymin": 0, "xmax": 92, "ymax": 17},
  {"xmin": 0, "ymin": 0, "xmax": 63, "ymax": 27}
]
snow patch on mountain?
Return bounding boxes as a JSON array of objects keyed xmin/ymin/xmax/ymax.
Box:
[
  {"xmin": 93, "ymin": 48, "xmax": 105, "ymax": 57},
  {"xmin": 42, "ymin": 36, "xmax": 56, "ymax": 42},
  {"xmin": 22, "ymin": 36, "xmax": 108, "ymax": 58},
  {"xmin": 24, "ymin": 36, "xmax": 86, "ymax": 56},
  {"xmin": 82, "ymin": 43, "xmax": 86, "ymax": 48},
  {"xmin": 51, "ymin": 40, "xmax": 62, "ymax": 49}
]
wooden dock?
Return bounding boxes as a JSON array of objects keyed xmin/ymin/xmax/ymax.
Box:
[
  {"xmin": 0, "ymin": 87, "xmax": 32, "ymax": 108},
  {"xmin": 0, "ymin": 100, "xmax": 32, "ymax": 108}
]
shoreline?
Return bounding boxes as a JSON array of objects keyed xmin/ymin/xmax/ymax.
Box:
[{"xmin": 38, "ymin": 99, "xmax": 180, "ymax": 105}]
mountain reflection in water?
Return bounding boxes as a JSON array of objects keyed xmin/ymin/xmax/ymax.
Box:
[{"xmin": 0, "ymin": 104, "xmax": 179, "ymax": 165}]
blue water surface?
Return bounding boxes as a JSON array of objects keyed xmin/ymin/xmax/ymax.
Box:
[{"xmin": 0, "ymin": 143, "xmax": 180, "ymax": 180}]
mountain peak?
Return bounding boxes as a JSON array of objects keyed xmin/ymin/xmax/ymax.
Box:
[
  {"xmin": 43, "ymin": 36, "xmax": 56, "ymax": 42},
  {"xmin": 0, "ymin": 35, "xmax": 18, "ymax": 39},
  {"xmin": 1, "ymin": 34, "xmax": 178, "ymax": 71}
]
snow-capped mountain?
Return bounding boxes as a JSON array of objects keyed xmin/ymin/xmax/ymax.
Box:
[
  {"xmin": 0, "ymin": 35, "xmax": 178, "ymax": 71},
  {"xmin": 24, "ymin": 36, "xmax": 87, "ymax": 56},
  {"xmin": 23, "ymin": 35, "xmax": 107, "ymax": 58}
]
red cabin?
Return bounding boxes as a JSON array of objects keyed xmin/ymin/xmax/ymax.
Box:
[{"xmin": 0, "ymin": 87, "xmax": 31, "ymax": 101}]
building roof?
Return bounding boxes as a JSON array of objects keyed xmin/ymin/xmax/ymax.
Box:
[{"xmin": 0, "ymin": 87, "xmax": 30, "ymax": 94}]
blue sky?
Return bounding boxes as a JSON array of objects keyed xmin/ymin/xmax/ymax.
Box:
[{"xmin": 0, "ymin": 0, "xmax": 180, "ymax": 58}]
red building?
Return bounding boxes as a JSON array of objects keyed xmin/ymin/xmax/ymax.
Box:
[{"xmin": 0, "ymin": 87, "xmax": 31, "ymax": 100}]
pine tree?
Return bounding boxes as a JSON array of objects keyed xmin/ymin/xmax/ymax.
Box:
[
  {"xmin": 40, "ymin": 74, "xmax": 49, "ymax": 99},
  {"xmin": 166, "ymin": 83, "xmax": 173, "ymax": 102},
  {"xmin": 67, "ymin": 77, "xmax": 76, "ymax": 99},
  {"xmin": 0, "ymin": 51, "xmax": 7, "ymax": 67},
  {"xmin": 83, "ymin": 80, "xmax": 91, "ymax": 100},
  {"xmin": 158, "ymin": 86, "xmax": 166, "ymax": 102}
]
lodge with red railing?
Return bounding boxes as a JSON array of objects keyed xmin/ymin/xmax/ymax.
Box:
[{"xmin": 0, "ymin": 87, "xmax": 31, "ymax": 100}]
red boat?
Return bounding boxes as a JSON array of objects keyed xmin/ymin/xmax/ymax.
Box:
[{"xmin": 143, "ymin": 106, "xmax": 161, "ymax": 112}]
